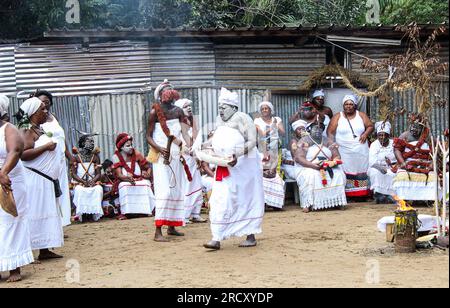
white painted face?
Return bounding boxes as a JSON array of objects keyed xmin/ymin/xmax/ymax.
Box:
[
  {"xmin": 122, "ymin": 140, "xmax": 134, "ymax": 155},
  {"xmin": 219, "ymin": 103, "xmax": 237, "ymax": 122},
  {"xmin": 183, "ymin": 101, "xmax": 193, "ymax": 117}
]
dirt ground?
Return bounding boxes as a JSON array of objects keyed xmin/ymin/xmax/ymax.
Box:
[{"xmin": 1, "ymin": 202, "xmax": 448, "ymax": 288}]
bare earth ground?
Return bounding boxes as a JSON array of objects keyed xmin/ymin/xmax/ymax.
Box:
[{"xmin": 1, "ymin": 202, "xmax": 448, "ymax": 288}]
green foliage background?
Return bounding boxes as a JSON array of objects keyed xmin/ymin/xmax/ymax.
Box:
[{"xmin": 0, "ymin": 0, "xmax": 448, "ymax": 40}]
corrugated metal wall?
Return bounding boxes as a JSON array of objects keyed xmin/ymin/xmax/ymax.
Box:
[
  {"xmin": 12, "ymin": 41, "xmax": 151, "ymax": 97},
  {"xmin": 215, "ymin": 44, "xmax": 326, "ymax": 90},
  {"xmin": 0, "ymin": 45, "xmax": 16, "ymax": 95}
]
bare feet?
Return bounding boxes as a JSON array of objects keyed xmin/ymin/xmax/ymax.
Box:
[
  {"xmin": 191, "ymin": 216, "xmax": 208, "ymax": 223},
  {"xmin": 167, "ymin": 227, "xmax": 185, "ymax": 237},
  {"xmin": 154, "ymin": 233, "xmax": 170, "ymax": 242},
  {"xmin": 38, "ymin": 249, "xmax": 63, "ymax": 261},
  {"xmin": 204, "ymin": 241, "xmax": 221, "ymax": 250},
  {"xmin": 7, "ymin": 269, "xmax": 22, "ymax": 283},
  {"xmin": 303, "ymin": 207, "xmax": 311, "ymax": 213},
  {"xmin": 239, "ymin": 235, "xmax": 257, "ymax": 248}
]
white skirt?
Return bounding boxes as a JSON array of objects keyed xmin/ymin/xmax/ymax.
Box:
[
  {"xmin": 393, "ymin": 170, "xmax": 437, "ymax": 201},
  {"xmin": 368, "ymin": 168, "xmax": 396, "ymax": 196},
  {"xmin": 296, "ymin": 166, "xmax": 347, "ymax": 211},
  {"xmin": 262, "ymin": 174, "xmax": 285, "ymax": 209},
  {"xmin": 119, "ymin": 180, "xmax": 155, "ymax": 215},
  {"xmin": 0, "ymin": 169, "xmax": 34, "ymax": 271},
  {"xmin": 184, "ymin": 156, "xmax": 203, "ymax": 219},
  {"xmin": 73, "ymin": 185, "xmax": 104, "ymax": 220}
]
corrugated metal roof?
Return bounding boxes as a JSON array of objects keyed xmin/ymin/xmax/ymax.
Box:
[
  {"xmin": 215, "ymin": 44, "xmax": 326, "ymax": 89},
  {"xmin": 13, "ymin": 41, "xmax": 151, "ymax": 97},
  {"xmin": 0, "ymin": 45, "xmax": 16, "ymax": 95}
]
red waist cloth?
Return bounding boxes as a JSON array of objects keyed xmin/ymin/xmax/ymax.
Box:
[{"xmin": 215, "ymin": 166, "xmax": 230, "ymax": 181}]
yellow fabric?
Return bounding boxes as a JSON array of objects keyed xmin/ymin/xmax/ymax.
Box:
[
  {"xmin": 146, "ymin": 147, "xmax": 160, "ymax": 163},
  {"xmin": 394, "ymin": 171, "xmax": 435, "ymax": 183}
]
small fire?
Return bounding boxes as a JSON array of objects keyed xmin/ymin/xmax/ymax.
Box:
[{"xmin": 393, "ymin": 195, "xmax": 415, "ymax": 211}]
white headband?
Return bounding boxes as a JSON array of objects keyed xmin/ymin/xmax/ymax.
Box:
[
  {"xmin": 259, "ymin": 101, "xmax": 274, "ymax": 112},
  {"xmin": 219, "ymin": 87, "xmax": 239, "ymax": 108},
  {"xmin": 313, "ymin": 89, "xmax": 325, "ymax": 99},
  {"xmin": 175, "ymin": 98, "xmax": 192, "ymax": 109},
  {"xmin": 376, "ymin": 121, "xmax": 392, "ymax": 135},
  {"xmin": 343, "ymin": 94, "xmax": 358, "ymax": 106},
  {"xmin": 20, "ymin": 97, "xmax": 43, "ymax": 118},
  {"xmin": 292, "ymin": 119, "xmax": 308, "ymax": 131}
]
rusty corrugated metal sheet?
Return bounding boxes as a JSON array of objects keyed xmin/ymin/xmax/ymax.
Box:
[
  {"xmin": 215, "ymin": 44, "xmax": 326, "ymax": 90},
  {"xmin": 149, "ymin": 43, "xmax": 215, "ymax": 88},
  {"xmin": 13, "ymin": 41, "xmax": 151, "ymax": 97},
  {"xmin": 0, "ymin": 45, "xmax": 16, "ymax": 95},
  {"xmin": 89, "ymin": 94, "xmax": 148, "ymax": 161}
]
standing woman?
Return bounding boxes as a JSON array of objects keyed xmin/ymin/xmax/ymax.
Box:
[
  {"xmin": 254, "ymin": 101, "xmax": 286, "ymax": 210},
  {"xmin": 327, "ymin": 95, "xmax": 374, "ymax": 199},
  {"xmin": 0, "ymin": 95, "xmax": 34, "ymax": 282},
  {"xmin": 34, "ymin": 90, "xmax": 74, "ymax": 227},
  {"xmin": 17, "ymin": 97, "xmax": 64, "ymax": 260}
]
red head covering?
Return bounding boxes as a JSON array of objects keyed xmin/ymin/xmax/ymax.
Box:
[
  {"xmin": 116, "ymin": 133, "xmax": 133, "ymax": 150},
  {"xmin": 301, "ymin": 101, "xmax": 315, "ymax": 109}
]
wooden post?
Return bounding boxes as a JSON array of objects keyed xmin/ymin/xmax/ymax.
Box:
[
  {"xmin": 430, "ymin": 136, "xmax": 442, "ymax": 237},
  {"xmin": 439, "ymin": 136, "xmax": 449, "ymax": 235}
]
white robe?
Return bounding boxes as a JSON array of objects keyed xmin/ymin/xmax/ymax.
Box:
[
  {"xmin": 23, "ymin": 134, "xmax": 64, "ymax": 250},
  {"xmin": 335, "ymin": 111, "xmax": 370, "ymax": 197},
  {"xmin": 368, "ymin": 139, "xmax": 397, "ymax": 196},
  {"xmin": 117, "ymin": 162, "xmax": 155, "ymax": 215},
  {"xmin": 41, "ymin": 117, "xmax": 71, "ymax": 227},
  {"xmin": 73, "ymin": 163, "xmax": 104, "ymax": 221},
  {"xmin": 0, "ymin": 124, "xmax": 34, "ymax": 271},
  {"xmin": 296, "ymin": 144, "xmax": 347, "ymax": 210},
  {"xmin": 209, "ymin": 125, "xmax": 265, "ymax": 242},
  {"xmin": 152, "ymin": 119, "xmax": 186, "ymax": 227},
  {"xmin": 183, "ymin": 128, "xmax": 203, "ymax": 220}
]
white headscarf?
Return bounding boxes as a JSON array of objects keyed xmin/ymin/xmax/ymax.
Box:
[
  {"xmin": 0, "ymin": 94, "xmax": 9, "ymax": 117},
  {"xmin": 313, "ymin": 89, "xmax": 325, "ymax": 99},
  {"xmin": 20, "ymin": 97, "xmax": 43, "ymax": 117},
  {"xmin": 342, "ymin": 94, "xmax": 358, "ymax": 106},
  {"xmin": 175, "ymin": 98, "xmax": 192, "ymax": 109},
  {"xmin": 259, "ymin": 101, "xmax": 274, "ymax": 112},
  {"xmin": 292, "ymin": 119, "xmax": 307, "ymax": 131},
  {"xmin": 219, "ymin": 88, "xmax": 239, "ymax": 108},
  {"xmin": 376, "ymin": 121, "xmax": 392, "ymax": 135}
]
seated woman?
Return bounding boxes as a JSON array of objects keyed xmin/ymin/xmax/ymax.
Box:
[
  {"xmin": 294, "ymin": 121, "xmax": 347, "ymax": 213},
  {"xmin": 100, "ymin": 159, "xmax": 119, "ymax": 218},
  {"xmin": 368, "ymin": 122, "xmax": 397, "ymax": 204},
  {"xmin": 112, "ymin": 133, "xmax": 155, "ymax": 219},
  {"xmin": 71, "ymin": 135, "xmax": 104, "ymax": 222},
  {"xmin": 393, "ymin": 114, "xmax": 436, "ymax": 203}
]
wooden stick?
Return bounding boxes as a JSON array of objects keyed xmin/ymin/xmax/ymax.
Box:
[
  {"xmin": 438, "ymin": 136, "xmax": 449, "ymax": 235},
  {"xmin": 430, "ymin": 136, "xmax": 442, "ymax": 237}
]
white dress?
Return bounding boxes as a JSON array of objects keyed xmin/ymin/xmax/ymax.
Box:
[
  {"xmin": 0, "ymin": 124, "xmax": 34, "ymax": 271},
  {"xmin": 335, "ymin": 111, "xmax": 370, "ymax": 197},
  {"xmin": 152, "ymin": 119, "xmax": 186, "ymax": 227},
  {"xmin": 73, "ymin": 163, "xmax": 104, "ymax": 221},
  {"xmin": 393, "ymin": 141, "xmax": 436, "ymax": 201},
  {"xmin": 42, "ymin": 116, "xmax": 71, "ymax": 227},
  {"xmin": 117, "ymin": 162, "xmax": 155, "ymax": 215},
  {"xmin": 296, "ymin": 144, "xmax": 347, "ymax": 210},
  {"xmin": 368, "ymin": 139, "xmax": 397, "ymax": 196},
  {"xmin": 209, "ymin": 124, "xmax": 265, "ymax": 242},
  {"xmin": 183, "ymin": 128, "xmax": 204, "ymax": 220},
  {"xmin": 254, "ymin": 117, "xmax": 285, "ymax": 209},
  {"xmin": 23, "ymin": 134, "xmax": 64, "ymax": 250}
]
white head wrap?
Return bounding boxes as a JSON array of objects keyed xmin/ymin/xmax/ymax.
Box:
[
  {"xmin": 258, "ymin": 101, "xmax": 274, "ymax": 112},
  {"xmin": 376, "ymin": 121, "xmax": 392, "ymax": 135},
  {"xmin": 218, "ymin": 88, "xmax": 239, "ymax": 108},
  {"xmin": 342, "ymin": 94, "xmax": 358, "ymax": 106},
  {"xmin": 0, "ymin": 94, "xmax": 10, "ymax": 117},
  {"xmin": 20, "ymin": 97, "xmax": 43, "ymax": 117},
  {"xmin": 313, "ymin": 89, "xmax": 325, "ymax": 99},
  {"xmin": 174, "ymin": 98, "xmax": 192, "ymax": 109},
  {"xmin": 154, "ymin": 79, "xmax": 174, "ymax": 102},
  {"xmin": 292, "ymin": 119, "xmax": 308, "ymax": 131}
]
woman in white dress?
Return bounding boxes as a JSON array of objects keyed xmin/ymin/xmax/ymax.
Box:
[
  {"xmin": 327, "ymin": 94, "xmax": 374, "ymax": 199},
  {"xmin": 294, "ymin": 121, "xmax": 347, "ymax": 213},
  {"xmin": 368, "ymin": 122, "xmax": 397, "ymax": 204},
  {"xmin": 18, "ymin": 97, "xmax": 64, "ymax": 261},
  {"xmin": 35, "ymin": 90, "xmax": 74, "ymax": 227},
  {"xmin": 254, "ymin": 101, "xmax": 286, "ymax": 210},
  {"xmin": 0, "ymin": 95, "xmax": 34, "ymax": 282}
]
